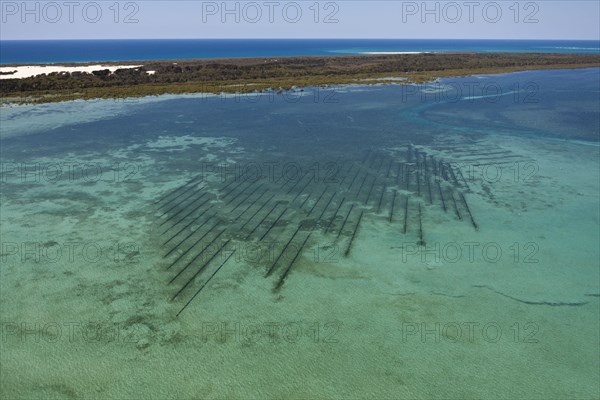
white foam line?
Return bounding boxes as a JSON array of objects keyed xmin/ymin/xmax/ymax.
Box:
[{"xmin": 360, "ymin": 51, "xmax": 431, "ymax": 55}]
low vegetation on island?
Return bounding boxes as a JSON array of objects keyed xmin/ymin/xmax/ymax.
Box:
[{"xmin": 1, "ymin": 52, "xmax": 599, "ymax": 104}]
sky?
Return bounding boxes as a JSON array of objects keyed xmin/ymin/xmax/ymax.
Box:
[{"xmin": 0, "ymin": 1, "xmax": 599, "ymax": 40}]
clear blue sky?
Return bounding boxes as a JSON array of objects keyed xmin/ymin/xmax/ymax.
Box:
[{"xmin": 1, "ymin": 1, "xmax": 598, "ymax": 40}]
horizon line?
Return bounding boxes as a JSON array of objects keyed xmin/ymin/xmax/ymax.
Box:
[{"xmin": 2, "ymin": 38, "xmax": 599, "ymax": 42}]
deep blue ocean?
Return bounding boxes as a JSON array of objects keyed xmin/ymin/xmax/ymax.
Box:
[{"xmin": 1, "ymin": 39, "xmax": 599, "ymax": 64}]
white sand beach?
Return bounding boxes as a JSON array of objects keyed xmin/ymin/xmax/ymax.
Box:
[{"xmin": 0, "ymin": 65, "xmax": 142, "ymax": 80}]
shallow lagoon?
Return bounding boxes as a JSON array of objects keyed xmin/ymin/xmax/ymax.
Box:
[{"xmin": 1, "ymin": 68, "xmax": 599, "ymax": 399}]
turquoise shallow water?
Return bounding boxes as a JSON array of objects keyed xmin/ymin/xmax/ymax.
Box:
[{"xmin": 1, "ymin": 68, "xmax": 599, "ymax": 399}]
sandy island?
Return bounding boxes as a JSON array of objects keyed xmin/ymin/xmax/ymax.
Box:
[{"xmin": 1, "ymin": 53, "xmax": 599, "ymax": 104}]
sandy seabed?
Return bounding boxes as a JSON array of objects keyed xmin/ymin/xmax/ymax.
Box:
[{"xmin": 1, "ymin": 78, "xmax": 598, "ymax": 399}]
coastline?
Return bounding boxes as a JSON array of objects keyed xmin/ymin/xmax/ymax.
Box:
[{"xmin": 1, "ymin": 53, "xmax": 599, "ymax": 105}]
